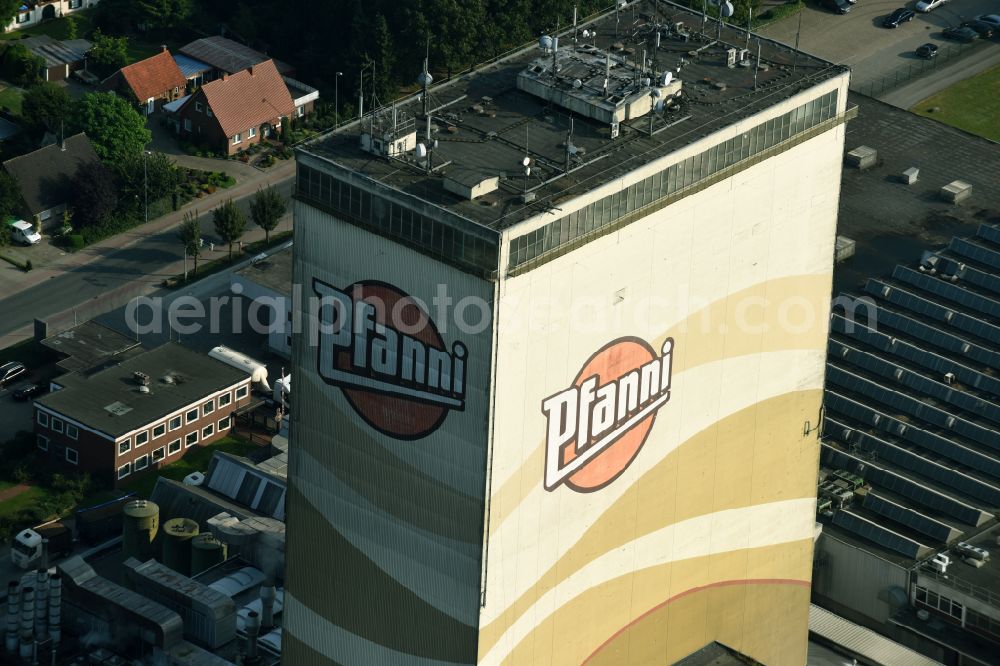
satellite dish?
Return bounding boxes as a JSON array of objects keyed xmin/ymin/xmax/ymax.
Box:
[
  {"xmin": 416, "ymin": 143, "xmax": 427, "ymax": 159},
  {"xmin": 618, "ymin": 0, "xmax": 627, "ymax": 7},
  {"xmin": 539, "ymin": 35, "xmax": 553, "ymax": 51},
  {"xmin": 641, "ymin": 77, "xmax": 651, "ymax": 87},
  {"xmin": 573, "ymin": 79, "xmax": 583, "ymax": 89},
  {"xmin": 417, "ymin": 71, "xmax": 433, "ymax": 87},
  {"xmin": 521, "ymin": 156, "xmax": 530, "ymax": 167},
  {"xmin": 524, "ymin": 167, "xmax": 531, "ymax": 177},
  {"xmin": 581, "ymin": 29, "xmax": 590, "ymax": 38},
  {"xmin": 651, "ymin": 88, "xmax": 661, "ymax": 98},
  {"xmin": 720, "ymin": 1, "xmax": 735, "ymax": 17},
  {"xmin": 433, "ymin": 139, "xmax": 439, "ymax": 149},
  {"xmin": 661, "ymin": 71, "xmax": 673, "ymax": 86},
  {"xmin": 654, "ymin": 99, "xmax": 664, "ymax": 113}
]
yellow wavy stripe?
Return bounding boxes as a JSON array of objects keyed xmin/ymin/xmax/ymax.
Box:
[
  {"xmin": 488, "ymin": 273, "xmax": 832, "ymax": 536},
  {"xmin": 478, "ymin": 388, "xmax": 822, "ymax": 654},
  {"xmin": 487, "ymin": 540, "xmax": 814, "ymax": 666}
]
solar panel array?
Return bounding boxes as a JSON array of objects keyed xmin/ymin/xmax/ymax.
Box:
[{"xmin": 822, "ymin": 226, "xmax": 1000, "ymax": 559}]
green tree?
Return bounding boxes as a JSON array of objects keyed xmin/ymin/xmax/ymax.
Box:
[
  {"xmin": 93, "ymin": 0, "xmax": 143, "ymax": 33},
  {"xmin": 178, "ymin": 211, "xmax": 201, "ymax": 276},
  {"xmin": 1, "ymin": 43, "xmax": 44, "ymax": 87},
  {"xmin": 72, "ymin": 91, "xmax": 152, "ymax": 164},
  {"xmin": 212, "ymin": 198, "xmax": 247, "ymax": 262},
  {"xmin": 137, "ymin": 0, "xmax": 193, "ymax": 29},
  {"xmin": 0, "ymin": 171, "xmax": 23, "ymax": 222},
  {"xmin": 70, "ymin": 163, "xmax": 119, "ymax": 228},
  {"xmin": 21, "ymin": 82, "xmax": 72, "ymax": 138},
  {"xmin": 65, "ymin": 15, "xmax": 79, "ymax": 40},
  {"xmin": 116, "ymin": 151, "xmax": 179, "ymax": 205},
  {"xmin": 0, "ymin": 0, "xmax": 21, "ymax": 29},
  {"xmin": 88, "ymin": 29, "xmax": 130, "ymax": 79},
  {"xmin": 249, "ymin": 186, "xmax": 286, "ymax": 244}
]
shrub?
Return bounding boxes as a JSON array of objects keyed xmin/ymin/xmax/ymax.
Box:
[
  {"xmin": 70, "ymin": 234, "xmax": 84, "ymax": 249},
  {"xmin": 23, "ymin": 259, "xmax": 31, "ymax": 272}
]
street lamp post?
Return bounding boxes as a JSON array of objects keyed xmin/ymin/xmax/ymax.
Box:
[
  {"xmin": 334, "ymin": 71, "xmax": 343, "ymax": 126},
  {"xmin": 143, "ymin": 150, "xmax": 151, "ymax": 225}
]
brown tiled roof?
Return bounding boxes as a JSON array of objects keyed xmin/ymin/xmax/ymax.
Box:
[
  {"xmin": 197, "ymin": 60, "xmax": 294, "ymax": 138},
  {"xmin": 117, "ymin": 50, "xmax": 186, "ymax": 102}
]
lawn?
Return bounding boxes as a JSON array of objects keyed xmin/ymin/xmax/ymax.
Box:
[
  {"xmin": 123, "ymin": 435, "xmax": 259, "ymax": 498},
  {"xmin": 0, "ymin": 486, "xmax": 56, "ymax": 522},
  {"xmin": 911, "ymin": 64, "xmax": 1000, "ymax": 143},
  {"xmin": 0, "ymin": 86, "xmax": 23, "ymax": 114},
  {"xmin": 0, "ymin": 9, "xmax": 97, "ymax": 43}
]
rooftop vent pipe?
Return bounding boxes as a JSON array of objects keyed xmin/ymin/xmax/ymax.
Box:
[
  {"xmin": 259, "ymin": 585, "xmax": 276, "ymax": 631},
  {"xmin": 48, "ymin": 573, "xmax": 61, "ymax": 647},
  {"xmin": 245, "ymin": 610, "xmax": 260, "ymax": 662},
  {"xmin": 5, "ymin": 582, "xmax": 18, "ymax": 654},
  {"xmin": 34, "ymin": 570, "xmax": 48, "ymax": 640},
  {"xmin": 19, "ymin": 586, "xmax": 34, "ymax": 660}
]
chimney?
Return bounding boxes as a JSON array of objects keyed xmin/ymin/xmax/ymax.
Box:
[
  {"xmin": 161, "ymin": 44, "xmax": 167, "ymax": 52},
  {"xmin": 18, "ymin": 586, "xmax": 33, "ymax": 660},
  {"xmin": 248, "ymin": 65, "xmax": 254, "ymax": 76},
  {"xmin": 34, "ymin": 570, "xmax": 48, "ymax": 640},
  {"xmin": 259, "ymin": 585, "xmax": 275, "ymax": 631},
  {"xmin": 5, "ymin": 582, "xmax": 18, "ymax": 655},
  {"xmin": 245, "ymin": 610, "xmax": 260, "ymax": 663},
  {"xmin": 47, "ymin": 574, "xmax": 61, "ymax": 652},
  {"xmin": 40, "ymin": 538, "xmax": 49, "ymax": 570}
]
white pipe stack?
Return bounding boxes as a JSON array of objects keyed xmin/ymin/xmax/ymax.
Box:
[
  {"xmin": 5, "ymin": 582, "xmax": 19, "ymax": 654},
  {"xmin": 34, "ymin": 570, "xmax": 48, "ymax": 640},
  {"xmin": 47, "ymin": 574, "xmax": 61, "ymax": 646},
  {"xmin": 19, "ymin": 586, "xmax": 34, "ymax": 659},
  {"xmin": 245, "ymin": 610, "xmax": 260, "ymax": 661}
]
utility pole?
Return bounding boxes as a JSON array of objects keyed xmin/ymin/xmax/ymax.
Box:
[
  {"xmin": 143, "ymin": 151, "xmax": 150, "ymax": 225},
  {"xmin": 334, "ymin": 71, "xmax": 342, "ymax": 126}
]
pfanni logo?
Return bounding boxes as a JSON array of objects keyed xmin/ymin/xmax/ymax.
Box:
[{"xmin": 542, "ymin": 337, "xmax": 674, "ymax": 492}]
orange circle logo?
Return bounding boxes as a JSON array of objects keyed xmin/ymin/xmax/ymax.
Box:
[{"xmin": 542, "ymin": 337, "xmax": 674, "ymax": 492}]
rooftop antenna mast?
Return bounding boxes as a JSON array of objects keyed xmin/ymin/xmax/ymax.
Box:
[
  {"xmin": 745, "ymin": 6, "xmax": 753, "ymax": 51},
  {"xmin": 792, "ymin": 8, "xmax": 803, "ymax": 72},
  {"xmin": 565, "ymin": 118, "xmax": 574, "ymax": 172},
  {"xmin": 701, "ymin": 0, "xmax": 708, "ymax": 38},
  {"xmin": 573, "ymin": 5, "xmax": 578, "ymax": 42},
  {"xmin": 419, "ymin": 37, "xmax": 432, "ymax": 117},
  {"xmin": 754, "ymin": 38, "xmax": 761, "ymax": 90},
  {"xmin": 358, "ymin": 63, "xmax": 364, "ymax": 123}
]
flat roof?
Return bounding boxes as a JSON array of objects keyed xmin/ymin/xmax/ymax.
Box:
[
  {"xmin": 820, "ymin": 97, "xmax": 1000, "ymax": 566},
  {"xmin": 234, "ymin": 246, "xmax": 293, "ymax": 297},
  {"xmin": 36, "ymin": 342, "xmax": 250, "ymax": 438},
  {"xmin": 298, "ymin": 0, "xmax": 844, "ymax": 231},
  {"xmin": 41, "ymin": 320, "xmax": 141, "ymax": 373}
]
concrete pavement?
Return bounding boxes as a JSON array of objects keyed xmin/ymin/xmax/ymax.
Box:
[
  {"xmin": 879, "ymin": 45, "xmax": 1000, "ymax": 109},
  {"xmin": 0, "ymin": 159, "xmax": 295, "ymax": 348}
]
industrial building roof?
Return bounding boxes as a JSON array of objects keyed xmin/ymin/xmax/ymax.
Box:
[
  {"xmin": 819, "ymin": 98, "xmax": 1000, "ymax": 569},
  {"xmin": 41, "ymin": 320, "xmax": 141, "ymax": 373},
  {"xmin": 234, "ymin": 245, "xmax": 293, "ymax": 297},
  {"xmin": 21, "ymin": 34, "xmax": 88, "ymax": 68},
  {"xmin": 809, "ymin": 604, "xmax": 942, "ymax": 666},
  {"xmin": 298, "ymin": 0, "xmax": 845, "ymax": 231},
  {"xmin": 36, "ymin": 342, "xmax": 251, "ymax": 438}
]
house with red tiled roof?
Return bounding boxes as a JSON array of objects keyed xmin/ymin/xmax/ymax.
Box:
[
  {"xmin": 102, "ymin": 48, "xmax": 187, "ymax": 115},
  {"xmin": 172, "ymin": 59, "xmax": 294, "ymax": 156}
]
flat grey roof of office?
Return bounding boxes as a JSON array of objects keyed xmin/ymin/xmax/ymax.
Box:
[
  {"xmin": 299, "ymin": 0, "xmax": 845, "ymax": 231},
  {"xmin": 235, "ymin": 246, "xmax": 293, "ymax": 297},
  {"xmin": 42, "ymin": 320, "xmax": 141, "ymax": 373},
  {"xmin": 37, "ymin": 342, "xmax": 250, "ymax": 438}
]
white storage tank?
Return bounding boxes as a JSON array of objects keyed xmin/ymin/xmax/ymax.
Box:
[{"xmin": 209, "ymin": 346, "xmax": 270, "ymax": 392}]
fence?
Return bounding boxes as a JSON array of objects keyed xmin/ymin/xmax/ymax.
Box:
[{"xmin": 852, "ymin": 40, "xmax": 986, "ymax": 99}]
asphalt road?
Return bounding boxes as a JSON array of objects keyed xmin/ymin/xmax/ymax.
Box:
[
  {"xmin": 0, "ymin": 178, "xmax": 294, "ymax": 341},
  {"xmin": 760, "ymin": 0, "xmax": 998, "ymax": 89},
  {"xmin": 880, "ymin": 42, "xmax": 1000, "ymax": 107}
]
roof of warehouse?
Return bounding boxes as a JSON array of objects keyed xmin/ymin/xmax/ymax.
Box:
[
  {"xmin": 299, "ymin": 0, "xmax": 845, "ymax": 231},
  {"xmin": 36, "ymin": 342, "xmax": 251, "ymax": 438},
  {"xmin": 234, "ymin": 245, "xmax": 293, "ymax": 297},
  {"xmin": 809, "ymin": 604, "xmax": 942, "ymax": 666},
  {"xmin": 819, "ymin": 97, "xmax": 1000, "ymax": 569}
]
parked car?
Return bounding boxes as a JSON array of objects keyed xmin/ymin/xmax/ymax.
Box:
[
  {"xmin": 942, "ymin": 26, "xmax": 980, "ymax": 43},
  {"xmin": 915, "ymin": 0, "xmax": 949, "ymax": 12},
  {"xmin": 822, "ymin": 0, "xmax": 852, "ymax": 14},
  {"xmin": 12, "ymin": 384, "xmax": 44, "ymax": 400},
  {"xmin": 883, "ymin": 8, "xmax": 916, "ymax": 27},
  {"xmin": 4, "ymin": 219, "xmax": 40, "ymax": 246},
  {"xmin": 0, "ymin": 362, "xmax": 26, "ymax": 386},
  {"xmin": 915, "ymin": 43, "xmax": 939, "ymax": 58},
  {"xmin": 976, "ymin": 14, "xmax": 1000, "ymax": 28},
  {"xmin": 961, "ymin": 20, "xmax": 995, "ymax": 38}
]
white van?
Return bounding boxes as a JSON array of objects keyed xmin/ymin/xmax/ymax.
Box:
[{"xmin": 8, "ymin": 220, "xmax": 40, "ymax": 245}]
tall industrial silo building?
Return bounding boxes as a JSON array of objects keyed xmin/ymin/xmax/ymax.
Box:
[{"xmin": 283, "ymin": 2, "xmax": 852, "ymax": 664}]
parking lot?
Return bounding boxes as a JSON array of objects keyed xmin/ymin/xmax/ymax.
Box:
[{"xmin": 759, "ymin": 0, "xmax": 998, "ymax": 89}]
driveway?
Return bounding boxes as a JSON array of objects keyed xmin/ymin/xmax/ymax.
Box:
[{"xmin": 759, "ymin": 0, "xmax": 998, "ymax": 89}]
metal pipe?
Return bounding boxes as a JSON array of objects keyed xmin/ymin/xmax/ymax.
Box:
[
  {"xmin": 40, "ymin": 539, "xmax": 48, "ymax": 571},
  {"xmin": 34, "ymin": 571, "xmax": 48, "ymax": 640},
  {"xmin": 245, "ymin": 610, "xmax": 260, "ymax": 661},
  {"xmin": 47, "ymin": 574, "xmax": 61, "ymax": 646},
  {"xmin": 259, "ymin": 585, "xmax": 275, "ymax": 631},
  {"xmin": 5, "ymin": 582, "xmax": 19, "ymax": 654},
  {"xmin": 19, "ymin": 586, "xmax": 34, "ymax": 659}
]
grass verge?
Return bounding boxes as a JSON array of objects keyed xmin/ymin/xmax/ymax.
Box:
[
  {"xmin": 911, "ymin": 64, "xmax": 1000, "ymax": 143},
  {"xmin": 165, "ymin": 230, "xmax": 293, "ymax": 288},
  {"xmin": 122, "ymin": 435, "xmax": 258, "ymax": 498},
  {"xmin": 0, "ymin": 86, "xmax": 24, "ymax": 114}
]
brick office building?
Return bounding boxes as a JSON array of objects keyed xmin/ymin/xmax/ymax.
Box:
[{"xmin": 34, "ymin": 343, "xmax": 253, "ymax": 487}]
